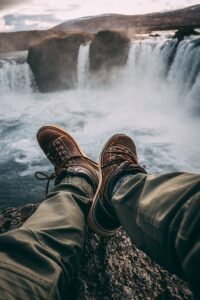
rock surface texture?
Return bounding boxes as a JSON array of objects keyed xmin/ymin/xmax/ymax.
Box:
[
  {"xmin": 27, "ymin": 30, "xmax": 130, "ymax": 92},
  {"xmin": 27, "ymin": 34, "xmax": 91, "ymax": 92},
  {"xmin": 174, "ymin": 27, "xmax": 200, "ymax": 41},
  {"xmin": 0, "ymin": 204, "xmax": 193, "ymax": 300},
  {"xmin": 89, "ymin": 30, "xmax": 130, "ymax": 72}
]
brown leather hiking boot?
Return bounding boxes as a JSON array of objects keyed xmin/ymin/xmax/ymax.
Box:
[
  {"xmin": 87, "ymin": 134, "xmax": 146, "ymax": 237},
  {"xmin": 36, "ymin": 125, "xmax": 99, "ymax": 196}
]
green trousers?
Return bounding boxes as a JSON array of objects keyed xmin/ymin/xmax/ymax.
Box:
[
  {"xmin": 0, "ymin": 172, "xmax": 199, "ymax": 299},
  {"xmin": 112, "ymin": 172, "xmax": 200, "ymax": 297},
  {"xmin": 0, "ymin": 176, "xmax": 93, "ymax": 300}
]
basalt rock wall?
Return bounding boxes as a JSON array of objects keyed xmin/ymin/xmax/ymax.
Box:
[
  {"xmin": 89, "ymin": 30, "xmax": 130, "ymax": 72},
  {"xmin": 27, "ymin": 33, "xmax": 91, "ymax": 92},
  {"xmin": 27, "ymin": 30, "xmax": 130, "ymax": 92}
]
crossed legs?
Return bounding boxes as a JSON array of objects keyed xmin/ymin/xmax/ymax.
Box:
[{"xmin": 0, "ymin": 126, "xmax": 199, "ymax": 299}]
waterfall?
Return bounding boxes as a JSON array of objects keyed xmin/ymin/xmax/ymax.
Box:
[
  {"xmin": 125, "ymin": 37, "xmax": 200, "ymax": 111},
  {"xmin": 77, "ymin": 42, "xmax": 90, "ymax": 89},
  {"xmin": 0, "ymin": 37, "xmax": 200, "ymax": 206},
  {"xmin": 167, "ymin": 38, "xmax": 200, "ymax": 95},
  {"xmin": 1, "ymin": 38, "xmax": 199, "ymax": 103},
  {"xmin": 0, "ymin": 60, "xmax": 34, "ymax": 94}
]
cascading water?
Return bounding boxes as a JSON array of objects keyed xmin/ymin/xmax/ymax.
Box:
[
  {"xmin": 77, "ymin": 42, "xmax": 90, "ymax": 89},
  {"xmin": 0, "ymin": 59, "xmax": 34, "ymax": 94},
  {"xmin": 0, "ymin": 37, "xmax": 199, "ymax": 209},
  {"xmin": 123, "ymin": 37, "xmax": 200, "ymax": 112}
]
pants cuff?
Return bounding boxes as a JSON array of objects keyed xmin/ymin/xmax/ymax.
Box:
[{"xmin": 59, "ymin": 175, "xmax": 94, "ymax": 198}]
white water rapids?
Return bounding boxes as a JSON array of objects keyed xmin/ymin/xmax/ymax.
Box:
[{"xmin": 0, "ymin": 37, "xmax": 199, "ymax": 208}]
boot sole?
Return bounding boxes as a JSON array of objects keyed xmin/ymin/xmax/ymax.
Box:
[{"xmin": 87, "ymin": 134, "xmax": 124, "ymax": 237}]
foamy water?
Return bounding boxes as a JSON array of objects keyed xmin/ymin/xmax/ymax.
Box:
[{"xmin": 0, "ymin": 37, "xmax": 199, "ymax": 207}]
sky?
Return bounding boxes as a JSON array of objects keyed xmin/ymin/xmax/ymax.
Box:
[{"xmin": 0, "ymin": 0, "xmax": 199, "ymax": 32}]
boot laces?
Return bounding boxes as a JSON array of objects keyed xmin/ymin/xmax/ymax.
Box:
[
  {"xmin": 50, "ymin": 138, "xmax": 97, "ymax": 169},
  {"xmin": 102, "ymin": 145, "xmax": 137, "ymax": 169},
  {"xmin": 35, "ymin": 171, "xmax": 57, "ymax": 196},
  {"xmin": 35, "ymin": 155, "xmax": 97, "ymax": 196}
]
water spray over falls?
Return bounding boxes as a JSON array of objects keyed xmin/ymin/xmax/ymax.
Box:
[
  {"xmin": 0, "ymin": 37, "xmax": 199, "ymax": 206},
  {"xmin": 1, "ymin": 38, "xmax": 200, "ymax": 107}
]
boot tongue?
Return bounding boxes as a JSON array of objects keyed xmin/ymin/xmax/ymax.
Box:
[{"xmin": 106, "ymin": 162, "xmax": 147, "ymax": 199}]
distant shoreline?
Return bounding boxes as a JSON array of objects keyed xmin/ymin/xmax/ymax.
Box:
[{"xmin": 0, "ymin": 4, "xmax": 200, "ymax": 54}]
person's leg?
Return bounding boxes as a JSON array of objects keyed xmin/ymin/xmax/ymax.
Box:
[
  {"xmin": 0, "ymin": 125, "xmax": 98, "ymax": 300},
  {"xmin": 111, "ymin": 172, "xmax": 200, "ymax": 296},
  {"xmin": 0, "ymin": 176, "xmax": 93, "ymax": 300},
  {"xmin": 87, "ymin": 133, "xmax": 200, "ymax": 297}
]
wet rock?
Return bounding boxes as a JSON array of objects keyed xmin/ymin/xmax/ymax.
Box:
[
  {"xmin": 89, "ymin": 30, "xmax": 130, "ymax": 73},
  {"xmin": 27, "ymin": 33, "xmax": 92, "ymax": 92},
  {"xmin": 0, "ymin": 204, "xmax": 193, "ymax": 299},
  {"xmin": 149, "ymin": 33, "xmax": 161, "ymax": 37},
  {"xmin": 174, "ymin": 27, "xmax": 200, "ymax": 41}
]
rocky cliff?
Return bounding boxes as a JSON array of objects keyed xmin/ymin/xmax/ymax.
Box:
[
  {"xmin": 0, "ymin": 204, "xmax": 193, "ymax": 300},
  {"xmin": 27, "ymin": 33, "xmax": 91, "ymax": 92},
  {"xmin": 27, "ymin": 30, "xmax": 130, "ymax": 92}
]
